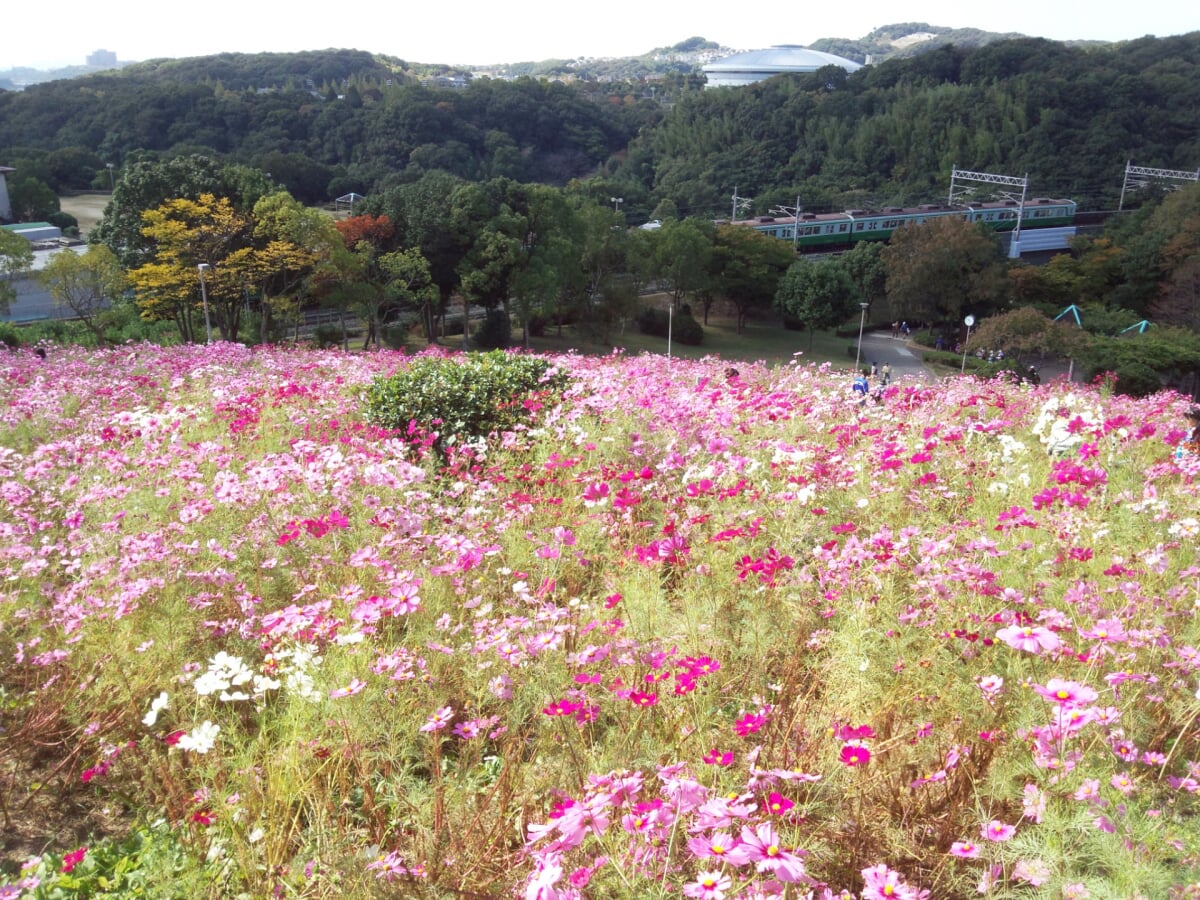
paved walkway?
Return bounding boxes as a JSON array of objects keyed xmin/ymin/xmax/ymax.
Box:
[
  {"xmin": 855, "ymin": 330, "xmax": 1077, "ymax": 384},
  {"xmin": 855, "ymin": 330, "xmax": 933, "ymax": 380}
]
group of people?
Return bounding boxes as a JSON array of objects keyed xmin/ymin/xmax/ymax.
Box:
[{"xmin": 851, "ymin": 362, "xmax": 891, "ymax": 404}]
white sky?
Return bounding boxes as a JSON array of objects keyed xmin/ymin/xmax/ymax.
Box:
[{"xmin": 3, "ymin": 0, "xmax": 1195, "ymax": 71}]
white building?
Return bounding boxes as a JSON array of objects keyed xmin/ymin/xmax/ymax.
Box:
[
  {"xmin": 703, "ymin": 46, "xmax": 862, "ymax": 88},
  {"xmin": 0, "ymin": 166, "xmax": 13, "ymax": 221}
]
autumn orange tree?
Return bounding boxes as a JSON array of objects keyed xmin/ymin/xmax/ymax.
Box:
[{"xmin": 331, "ymin": 214, "xmax": 397, "ymax": 349}]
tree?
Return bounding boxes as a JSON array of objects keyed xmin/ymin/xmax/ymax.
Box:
[
  {"xmin": 776, "ymin": 256, "xmax": 858, "ymax": 350},
  {"xmin": 378, "ymin": 247, "xmax": 437, "ymax": 345},
  {"xmin": 967, "ymin": 306, "xmax": 1091, "ymax": 363},
  {"xmin": 38, "ymin": 246, "xmax": 127, "ymax": 344},
  {"xmin": 333, "ymin": 214, "xmax": 396, "ymax": 349},
  {"xmin": 245, "ymin": 192, "xmax": 336, "ymax": 342},
  {"xmin": 92, "ymin": 155, "xmax": 229, "ymax": 268},
  {"xmin": 127, "ymin": 194, "xmax": 253, "ymax": 342},
  {"xmin": 0, "ymin": 229, "xmax": 35, "ymax": 314},
  {"xmin": 842, "ymin": 241, "xmax": 888, "ymax": 309},
  {"xmin": 711, "ymin": 224, "xmax": 795, "ymax": 332},
  {"xmin": 883, "ymin": 217, "xmax": 1010, "ymax": 324},
  {"xmin": 7, "ymin": 176, "xmax": 60, "ymax": 222},
  {"xmin": 375, "ymin": 173, "xmax": 476, "ymax": 343},
  {"xmin": 657, "ymin": 218, "xmax": 713, "ymax": 319}
]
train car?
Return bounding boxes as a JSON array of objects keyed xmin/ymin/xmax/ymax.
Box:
[{"xmin": 735, "ymin": 197, "xmax": 1077, "ymax": 252}]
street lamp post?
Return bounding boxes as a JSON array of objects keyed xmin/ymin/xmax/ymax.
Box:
[
  {"xmin": 853, "ymin": 302, "xmax": 869, "ymax": 372},
  {"xmin": 197, "ymin": 263, "xmax": 213, "ymax": 344},
  {"xmin": 106, "ymin": 163, "xmax": 115, "ymax": 191},
  {"xmin": 960, "ymin": 315, "xmax": 975, "ymax": 374},
  {"xmin": 611, "ymin": 196, "xmax": 623, "ymax": 214}
]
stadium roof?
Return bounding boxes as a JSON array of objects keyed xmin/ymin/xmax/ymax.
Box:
[{"xmin": 703, "ymin": 45, "xmax": 862, "ymax": 87}]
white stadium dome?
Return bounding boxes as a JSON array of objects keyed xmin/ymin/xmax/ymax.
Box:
[{"xmin": 702, "ymin": 45, "xmax": 862, "ymax": 88}]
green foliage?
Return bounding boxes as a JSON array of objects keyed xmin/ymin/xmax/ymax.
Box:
[
  {"xmin": 637, "ymin": 306, "xmax": 704, "ymax": 345},
  {"xmin": 776, "ymin": 256, "xmax": 859, "ymax": 347},
  {"xmin": 312, "ymin": 324, "xmax": 342, "ymax": 349},
  {"xmin": 472, "ymin": 308, "xmax": 512, "ymax": 350},
  {"xmin": 0, "ymin": 321, "xmax": 22, "ymax": 349},
  {"xmin": 363, "ymin": 350, "xmax": 566, "ymax": 446},
  {"xmin": 883, "ymin": 217, "xmax": 1010, "ymax": 324},
  {"xmin": 0, "ymin": 229, "xmax": 35, "ymax": 313}
]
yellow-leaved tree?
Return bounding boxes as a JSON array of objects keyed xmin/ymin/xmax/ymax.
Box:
[{"xmin": 128, "ymin": 194, "xmax": 252, "ymax": 342}]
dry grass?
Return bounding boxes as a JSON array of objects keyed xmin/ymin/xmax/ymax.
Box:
[{"xmin": 58, "ymin": 193, "xmax": 110, "ymax": 236}]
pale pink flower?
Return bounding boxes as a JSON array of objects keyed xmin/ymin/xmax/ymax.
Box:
[
  {"xmin": 329, "ymin": 678, "xmax": 366, "ymax": 698},
  {"xmin": 420, "ymin": 706, "xmax": 454, "ymax": 733},
  {"xmin": 1012, "ymin": 858, "xmax": 1051, "ymax": 886},
  {"xmin": 995, "ymin": 624, "xmax": 1060, "ymax": 654},
  {"xmin": 683, "ymin": 870, "xmax": 732, "ymax": 899}
]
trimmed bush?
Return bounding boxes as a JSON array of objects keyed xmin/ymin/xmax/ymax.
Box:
[
  {"xmin": 0, "ymin": 322, "xmax": 22, "ymax": 349},
  {"xmin": 363, "ymin": 350, "xmax": 567, "ymax": 448},
  {"xmin": 312, "ymin": 325, "xmax": 342, "ymax": 349}
]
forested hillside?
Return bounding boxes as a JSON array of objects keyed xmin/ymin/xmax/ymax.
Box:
[
  {"xmin": 1, "ymin": 33, "xmax": 1198, "ymax": 221},
  {"xmin": 609, "ymin": 34, "xmax": 1200, "ymax": 220},
  {"xmin": 0, "ymin": 53, "xmax": 653, "ymax": 204}
]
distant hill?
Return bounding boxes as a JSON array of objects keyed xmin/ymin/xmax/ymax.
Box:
[
  {"xmin": 807, "ymin": 22, "xmax": 1101, "ymax": 64},
  {"xmin": 0, "ymin": 62, "xmax": 133, "ymax": 90},
  {"xmin": 1, "ymin": 25, "xmax": 1084, "ymax": 90}
]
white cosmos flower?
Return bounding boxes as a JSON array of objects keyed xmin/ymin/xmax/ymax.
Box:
[
  {"xmin": 178, "ymin": 720, "xmax": 220, "ymax": 754},
  {"xmin": 142, "ymin": 691, "xmax": 169, "ymax": 727}
]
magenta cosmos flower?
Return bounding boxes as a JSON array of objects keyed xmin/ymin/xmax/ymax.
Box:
[
  {"xmin": 981, "ymin": 820, "xmax": 1016, "ymax": 842},
  {"xmin": 840, "ymin": 743, "xmax": 871, "ymax": 767}
]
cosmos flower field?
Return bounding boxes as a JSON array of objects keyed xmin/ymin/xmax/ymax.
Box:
[{"xmin": 1, "ymin": 342, "xmax": 1199, "ymax": 899}]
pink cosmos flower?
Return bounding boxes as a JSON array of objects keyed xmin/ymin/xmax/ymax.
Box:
[
  {"xmin": 840, "ymin": 743, "xmax": 871, "ymax": 767},
  {"xmin": 949, "ymin": 841, "xmax": 980, "ymax": 858},
  {"xmin": 996, "ymin": 624, "xmax": 1060, "ymax": 654},
  {"xmin": 981, "ymin": 820, "xmax": 1016, "ymax": 842},
  {"xmin": 861, "ymin": 863, "xmax": 928, "ymax": 899},
  {"xmin": 765, "ymin": 791, "xmax": 794, "ymax": 815},
  {"xmin": 419, "ymin": 706, "xmax": 454, "ymax": 733},
  {"xmin": 726, "ymin": 822, "xmax": 809, "ymax": 882},
  {"xmin": 683, "ymin": 870, "xmax": 732, "ymax": 899},
  {"xmin": 329, "ymin": 678, "xmax": 367, "ymax": 699},
  {"xmin": 686, "ymin": 832, "xmax": 738, "ymax": 861},
  {"xmin": 61, "ymin": 847, "xmax": 88, "ymax": 874},
  {"xmin": 735, "ymin": 712, "xmax": 766, "ymax": 736},
  {"xmin": 1033, "ymin": 678, "xmax": 1098, "ymax": 707},
  {"xmin": 703, "ymin": 748, "xmax": 734, "ymax": 767}
]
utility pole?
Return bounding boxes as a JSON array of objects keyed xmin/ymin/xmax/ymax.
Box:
[
  {"xmin": 770, "ymin": 195, "xmax": 803, "ymax": 252},
  {"xmin": 731, "ymin": 187, "xmax": 752, "ymax": 222}
]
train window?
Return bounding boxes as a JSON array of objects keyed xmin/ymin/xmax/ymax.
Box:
[
  {"xmin": 838, "ymin": 224, "xmax": 848, "ymax": 233},
  {"xmin": 855, "ymin": 223, "xmax": 864, "ymax": 231}
]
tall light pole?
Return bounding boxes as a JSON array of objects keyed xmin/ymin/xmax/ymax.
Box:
[
  {"xmin": 853, "ymin": 302, "xmax": 869, "ymax": 373},
  {"xmin": 106, "ymin": 163, "xmax": 115, "ymax": 191},
  {"xmin": 197, "ymin": 263, "xmax": 213, "ymax": 344},
  {"xmin": 960, "ymin": 315, "xmax": 975, "ymax": 374},
  {"xmin": 611, "ymin": 196, "xmax": 623, "ymax": 214}
]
